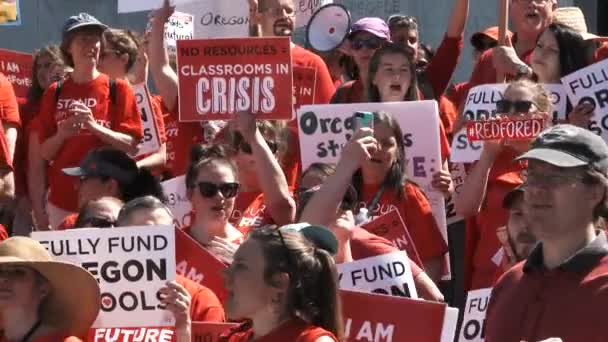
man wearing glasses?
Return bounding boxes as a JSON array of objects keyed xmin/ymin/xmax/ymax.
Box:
[{"xmin": 486, "ymin": 124, "xmax": 608, "ymax": 342}]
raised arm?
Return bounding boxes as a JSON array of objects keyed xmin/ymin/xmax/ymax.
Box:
[{"xmin": 446, "ymin": 0, "xmax": 469, "ymax": 38}]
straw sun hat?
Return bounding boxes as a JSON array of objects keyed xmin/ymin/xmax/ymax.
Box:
[
  {"xmin": 553, "ymin": 7, "xmax": 608, "ymax": 42},
  {"xmin": 0, "ymin": 237, "xmax": 100, "ymax": 336}
]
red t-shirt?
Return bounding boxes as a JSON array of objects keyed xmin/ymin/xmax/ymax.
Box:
[
  {"xmin": 58, "ymin": 213, "xmax": 78, "ymax": 230},
  {"xmin": 596, "ymin": 42, "xmax": 608, "ymax": 62},
  {"xmin": 425, "ymin": 34, "xmax": 464, "ymax": 98},
  {"xmin": 360, "ymin": 182, "xmax": 447, "ymax": 264},
  {"xmin": 161, "ymin": 99, "xmax": 204, "ymax": 179},
  {"xmin": 229, "ymin": 191, "xmax": 262, "ymax": 226},
  {"xmin": 16, "ymin": 100, "xmax": 41, "ymax": 195},
  {"xmin": 291, "ymin": 45, "xmax": 335, "ymax": 105},
  {"xmin": 235, "ymin": 192, "xmax": 277, "ymax": 234},
  {"xmin": 0, "ymin": 73, "xmax": 19, "ymax": 170},
  {"xmin": 464, "ymin": 148, "xmax": 525, "ymax": 290},
  {"xmin": 221, "ymin": 319, "xmax": 338, "ymax": 342},
  {"xmin": 176, "ymin": 274, "xmax": 225, "ymax": 322},
  {"xmin": 37, "ymin": 74, "xmax": 143, "ymax": 211}
]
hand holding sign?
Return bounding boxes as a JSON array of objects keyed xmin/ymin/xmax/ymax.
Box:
[
  {"xmin": 234, "ymin": 111, "xmax": 258, "ymax": 143},
  {"xmin": 568, "ymin": 102, "xmax": 594, "ymax": 129},
  {"xmin": 159, "ymin": 281, "xmax": 191, "ymax": 329},
  {"xmin": 151, "ymin": 0, "xmax": 175, "ymax": 26},
  {"xmin": 431, "ymin": 168, "xmax": 453, "ymax": 198}
]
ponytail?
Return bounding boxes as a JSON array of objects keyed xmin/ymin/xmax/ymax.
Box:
[{"xmin": 312, "ymin": 248, "xmax": 344, "ymax": 340}]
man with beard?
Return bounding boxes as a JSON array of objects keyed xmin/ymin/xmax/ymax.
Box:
[{"xmin": 486, "ymin": 125, "xmax": 608, "ymax": 342}]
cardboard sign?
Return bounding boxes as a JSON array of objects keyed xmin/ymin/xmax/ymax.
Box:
[
  {"xmin": 465, "ymin": 118, "xmax": 545, "ymax": 141},
  {"xmin": 117, "ymin": 0, "xmax": 195, "ymax": 13},
  {"xmin": 0, "ymin": 48, "xmax": 32, "ymax": 98},
  {"xmin": 192, "ymin": 322, "xmax": 239, "ymax": 341},
  {"xmin": 361, "ymin": 209, "xmax": 423, "ymax": 267},
  {"xmin": 297, "ymin": 101, "xmax": 447, "ymax": 245},
  {"xmin": 177, "ymin": 37, "xmax": 293, "ymax": 121},
  {"xmin": 293, "ymin": 66, "xmax": 317, "ymax": 110},
  {"xmin": 175, "ymin": 1, "xmax": 249, "ymax": 39},
  {"xmin": 337, "ymin": 251, "xmax": 418, "ymax": 299},
  {"xmin": 295, "ymin": 0, "xmax": 333, "ymax": 28},
  {"xmin": 544, "ymin": 84, "xmax": 568, "ymax": 123},
  {"xmin": 459, "ymin": 288, "xmax": 492, "ymax": 342},
  {"xmin": 0, "ymin": 0, "xmax": 20, "ymax": 26},
  {"xmin": 165, "ymin": 11, "xmax": 194, "ymax": 54},
  {"xmin": 341, "ymin": 289, "xmax": 459, "ymax": 342},
  {"xmin": 133, "ymin": 84, "xmax": 162, "ymax": 157},
  {"xmin": 174, "ymin": 228, "xmax": 228, "ymax": 302},
  {"xmin": 562, "ymin": 59, "xmax": 608, "ymax": 143},
  {"xmin": 31, "ymin": 226, "xmax": 176, "ymax": 328},
  {"xmin": 445, "ymin": 162, "xmax": 467, "ymax": 225},
  {"xmin": 161, "ymin": 175, "xmax": 193, "ymax": 229},
  {"xmin": 89, "ymin": 327, "xmax": 174, "ymax": 342}
]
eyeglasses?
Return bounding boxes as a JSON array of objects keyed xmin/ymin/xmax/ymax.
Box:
[
  {"xmin": 196, "ymin": 181, "xmax": 240, "ymax": 199},
  {"xmin": 523, "ymin": 172, "xmax": 586, "ymax": 188},
  {"xmin": 496, "ymin": 100, "xmax": 535, "ymax": 114},
  {"xmin": 351, "ymin": 37, "xmax": 386, "ymax": 51},
  {"xmin": 80, "ymin": 216, "xmax": 116, "ymax": 228},
  {"xmin": 387, "ymin": 15, "xmax": 417, "ymax": 28}
]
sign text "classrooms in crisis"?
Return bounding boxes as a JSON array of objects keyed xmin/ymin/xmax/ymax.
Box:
[{"xmin": 177, "ymin": 37, "xmax": 293, "ymax": 121}]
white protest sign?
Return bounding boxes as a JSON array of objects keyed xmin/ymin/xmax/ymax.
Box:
[
  {"xmin": 175, "ymin": 1, "xmax": 249, "ymax": 39},
  {"xmin": 562, "ymin": 59, "xmax": 608, "ymax": 142},
  {"xmin": 31, "ymin": 226, "xmax": 176, "ymax": 328},
  {"xmin": 459, "ymin": 288, "xmax": 492, "ymax": 342},
  {"xmin": 451, "ymin": 84, "xmax": 506, "ymax": 163},
  {"xmin": 337, "ymin": 251, "xmax": 418, "ymax": 299},
  {"xmin": 165, "ymin": 11, "xmax": 194, "ymax": 54},
  {"xmin": 445, "ymin": 162, "xmax": 467, "ymax": 226},
  {"xmin": 133, "ymin": 84, "xmax": 162, "ymax": 157},
  {"xmin": 295, "ymin": 0, "xmax": 333, "ymax": 28},
  {"xmin": 161, "ymin": 175, "xmax": 192, "ymax": 229},
  {"xmin": 297, "ymin": 101, "xmax": 448, "ymax": 243},
  {"xmin": 118, "ymin": 0, "xmax": 195, "ymax": 13},
  {"xmin": 543, "ymin": 84, "xmax": 568, "ymax": 123}
]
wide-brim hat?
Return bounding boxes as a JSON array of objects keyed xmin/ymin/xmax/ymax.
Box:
[
  {"xmin": 553, "ymin": 7, "xmax": 608, "ymax": 42},
  {"xmin": 0, "ymin": 237, "xmax": 100, "ymax": 336}
]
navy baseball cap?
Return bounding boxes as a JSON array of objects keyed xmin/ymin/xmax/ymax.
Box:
[
  {"xmin": 62, "ymin": 13, "xmax": 107, "ymax": 38},
  {"xmin": 62, "ymin": 148, "xmax": 137, "ymax": 185},
  {"xmin": 516, "ymin": 124, "xmax": 608, "ymax": 173}
]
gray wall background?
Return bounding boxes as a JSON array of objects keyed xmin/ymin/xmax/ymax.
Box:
[{"xmin": 0, "ymin": 0, "xmax": 593, "ymax": 84}]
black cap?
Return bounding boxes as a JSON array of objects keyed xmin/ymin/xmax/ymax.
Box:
[
  {"xmin": 516, "ymin": 124, "xmax": 608, "ymax": 173},
  {"xmin": 62, "ymin": 13, "xmax": 107, "ymax": 38},
  {"xmin": 502, "ymin": 185, "xmax": 524, "ymax": 209},
  {"xmin": 62, "ymin": 148, "xmax": 138, "ymax": 184},
  {"xmin": 280, "ymin": 223, "xmax": 339, "ymax": 256}
]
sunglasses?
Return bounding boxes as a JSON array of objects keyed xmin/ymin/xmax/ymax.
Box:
[
  {"xmin": 237, "ymin": 140, "xmax": 279, "ymax": 155},
  {"xmin": 196, "ymin": 181, "xmax": 240, "ymax": 199},
  {"xmin": 80, "ymin": 216, "xmax": 116, "ymax": 228},
  {"xmin": 351, "ymin": 37, "xmax": 385, "ymax": 51},
  {"xmin": 496, "ymin": 100, "xmax": 535, "ymax": 114}
]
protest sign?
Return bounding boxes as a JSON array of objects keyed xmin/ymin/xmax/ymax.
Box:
[
  {"xmin": 175, "ymin": 1, "xmax": 249, "ymax": 39},
  {"xmin": 361, "ymin": 209, "xmax": 423, "ymax": 267},
  {"xmin": 465, "ymin": 118, "xmax": 545, "ymax": 141},
  {"xmin": 562, "ymin": 59, "xmax": 608, "ymax": 142},
  {"xmin": 0, "ymin": 0, "xmax": 20, "ymax": 26},
  {"xmin": 132, "ymin": 84, "xmax": 162, "ymax": 157},
  {"xmin": 341, "ymin": 289, "xmax": 459, "ymax": 342},
  {"xmin": 89, "ymin": 327, "xmax": 174, "ymax": 342},
  {"xmin": 164, "ymin": 11, "xmax": 194, "ymax": 54},
  {"xmin": 337, "ymin": 251, "xmax": 418, "ymax": 299},
  {"xmin": 445, "ymin": 162, "xmax": 467, "ymax": 225},
  {"xmin": 0, "ymin": 48, "xmax": 32, "ymax": 98},
  {"xmin": 175, "ymin": 228, "xmax": 228, "ymax": 302},
  {"xmin": 31, "ymin": 226, "xmax": 176, "ymax": 328},
  {"xmin": 293, "ymin": 66, "xmax": 317, "ymax": 111},
  {"xmin": 161, "ymin": 175, "xmax": 192, "ymax": 229},
  {"xmin": 295, "ymin": 0, "xmax": 333, "ymax": 28},
  {"xmin": 118, "ymin": 0, "xmax": 195, "ymax": 13},
  {"xmin": 544, "ymin": 84, "xmax": 567, "ymax": 123},
  {"xmin": 192, "ymin": 322, "xmax": 239, "ymax": 341},
  {"xmin": 459, "ymin": 288, "xmax": 492, "ymax": 342},
  {"xmin": 177, "ymin": 37, "xmax": 293, "ymax": 121},
  {"xmin": 296, "ymin": 101, "xmax": 448, "ymax": 244}
]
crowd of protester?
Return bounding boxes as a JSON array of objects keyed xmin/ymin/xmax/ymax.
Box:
[{"xmin": 0, "ymin": 0, "xmax": 608, "ymax": 341}]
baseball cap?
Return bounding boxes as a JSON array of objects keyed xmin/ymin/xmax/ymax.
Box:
[
  {"xmin": 63, "ymin": 148, "xmax": 138, "ymax": 184},
  {"xmin": 280, "ymin": 223, "xmax": 339, "ymax": 256},
  {"xmin": 515, "ymin": 124, "xmax": 608, "ymax": 173},
  {"xmin": 471, "ymin": 26, "xmax": 513, "ymax": 49},
  {"xmin": 62, "ymin": 13, "xmax": 107, "ymax": 38},
  {"xmin": 349, "ymin": 17, "xmax": 390, "ymax": 41},
  {"xmin": 502, "ymin": 185, "xmax": 524, "ymax": 209}
]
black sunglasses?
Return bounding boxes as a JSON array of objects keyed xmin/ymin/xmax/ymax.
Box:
[
  {"xmin": 196, "ymin": 181, "xmax": 240, "ymax": 199},
  {"xmin": 351, "ymin": 37, "xmax": 385, "ymax": 51},
  {"xmin": 80, "ymin": 216, "xmax": 116, "ymax": 228},
  {"xmin": 496, "ymin": 100, "xmax": 535, "ymax": 114}
]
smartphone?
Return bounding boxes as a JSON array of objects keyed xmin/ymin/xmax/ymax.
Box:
[{"xmin": 354, "ymin": 111, "xmax": 374, "ymax": 131}]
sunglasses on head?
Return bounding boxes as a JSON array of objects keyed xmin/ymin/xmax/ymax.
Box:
[
  {"xmin": 196, "ymin": 181, "xmax": 240, "ymax": 199},
  {"xmin": 351, "ymin": 37, "xmax": 385, "ymax": 51},
  {"xmin": 496, "ymin": 100, "xmax": 535, "ymax": 114},
  {"xmin": 387, "ymin": 15, "xmax": 417, "ymax": 27}
]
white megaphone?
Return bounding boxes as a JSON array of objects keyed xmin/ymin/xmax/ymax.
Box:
[{"xmin": 306, "ymin": 4, "xmax": 351, "ymax": 53}]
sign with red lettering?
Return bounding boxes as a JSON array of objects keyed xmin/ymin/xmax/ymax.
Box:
[
  {"xmin": 177, "ymin": 37, "xmax": 293, "ymax": 121},
  {"xmin": 133, "ymin": 84, "xmax": 162, "ymax": 157},
  {"xmin": 293, "ymin": 66, "xmax": 316, "ymax": 111},
  {"xmin": 337, "ymin": 251, "xmax": 418, "ymax": 299},
  {"xmin": 466, "ymin": 118, "xmax": 545, "ymax": 141},
  {"xmin": 459, "ymin": 288, "xmax": 492, "ymax": 342},
  {"xmin": 31, "ymin": 226, "xmax": 176, "ymax": 328},
  {"xmin": 175, "ymin": 228, "xmax": 228, "ymax": 302},
  {"xmin": 341, "ymin": 289, "xmax": 459, "ymax": 342},
  {"xmin": 192, "ymin": 322, "xmax": 239, "ymax": 341},
  {"xmin": 89, "ymin": 327, "xmax": 174, "ymax": 341},
  {"xmin": 361, "ymin": 209, "xmax": 423, "ymax": 267},
  {"xmin": 0, "ymin": 48, "xmax": 32, "ymax": 98}
]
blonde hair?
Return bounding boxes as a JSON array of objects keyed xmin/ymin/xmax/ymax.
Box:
[{"xmin": 506, "ymin": 79, "xmax": 552, "ymax": 113}]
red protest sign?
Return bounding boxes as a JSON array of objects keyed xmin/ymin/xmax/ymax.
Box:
[
  {"xmin": 293, "ymin": 66, "xmax": 316, "ymax": 110},
  {"xmin": 466, "ymin": 118, "xmax": 545, "ymax": 141},
  {"xmin": 192, "ymin": 322, "xmax": 239, "ymax": 342},
  {"xmin": 341, "ymin": 289, "xmax": 457, "ymax": 342},
  {"xmin": 362, "ymin": 209, "xmax": 423, "ymax": 267},
  {"xmin": 175, "ymin": 228, "xmax": 228, "ymax": 302},
  {"xmin": 177, "ymin": 37, "xmax": 293, "ymax": 121},
  {"xmin": 0, "ymin": 48, "xmax": 33, "ymax": 99},
  {"xmin": 89, "ymin": 327, "xmax": 174, "ymax": 341}
]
